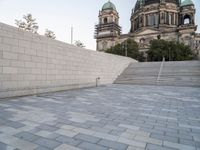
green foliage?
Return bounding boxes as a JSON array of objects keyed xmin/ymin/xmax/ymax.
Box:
[
  {"xmin": 45, "ymin": 29, "xmax": 56, "ymax": 39},
  {"xmin": 15, "ymin": 13, "xmax": 39, "ymax": 34},
  {"xmin": 74, "ymin": 40, "xmax": 85, "ymax": 48},
  {"xmin": 147, "ymin": 39, "xmax": 195, "ymax": 61},
  {"xmin": 106, "ymin": 39, "xmax": 144, "ymax": 61}
]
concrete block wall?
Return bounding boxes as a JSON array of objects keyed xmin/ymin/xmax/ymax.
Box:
[{"xmin": 0, "ymin": 22, "xmax": 136, "ymax": 98}]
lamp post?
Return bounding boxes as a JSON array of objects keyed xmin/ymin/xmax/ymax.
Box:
[
  {"xmin": 124, "ymin": 41, "xmax": 128, "ymax": 57},
  {"xmin": 71, "ymin": 26, "xmax": 73, "ymax": 45},
  {"xmin": 123, "ymin": 40, "xmax": 127, "ymax": 57},
  {"xmin": 125, "ymin": 42, "xmax": 128, "ymax": 57}
]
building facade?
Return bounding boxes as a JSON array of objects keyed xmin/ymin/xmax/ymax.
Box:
[{"xmin": 95, "ymin": 0, "xmax": 200, "ymax": 58}]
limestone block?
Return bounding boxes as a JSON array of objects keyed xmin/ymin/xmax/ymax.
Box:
[
  {"xmin": 2, "ymin": 37, "xmax": 18, "ymax": 46},
  {"xmin": 10, "ymin": 60, "xmax": 24, "ymax": 67},
  {"xmin": 0, "ymin": 49, "xmax": 2, "ymax": 59},
  {"xmin": 47, "ymin": 69, "xmax": 57, "ymax": 75},
  {"xmin": 25, "ymin": 61, "xmax": 36, "ymax": 68},
  {"xmin": 0, "ymin": 43, "xmax": 11, "ymax": 52},
  {"xmin": 47, "ymin": 64, "xmax": 56, "ymax": 69},
  {"xmin": 2, "ymin": 81, "xmax": 18, "ymax": 89},
  {"xmin": 36, "ymin": 75, "xmax": 46, "ymax": 81},
  {"xmin": 25, "ymin": 48, "xmax": 36, "ymax": 56},
  {"xmin": 31, "ymin": 56, "xmax": 46, "ymax": 63},
  {"xmin": 47, "ymin": 52, "xmax": 55, "ymax": 59},
  {"xmin": 46, "ymin": 75, "xmax": 56, "ymax": 80},
  {"xmin": 36, "ymin": 62, "xmax": 47, "ymax": 69},
  {"xmin": 36, "ymin": 50, "xmax": 46, "ymax": 57},
  {"xmin": 3, "ymin": 67, "xmax": 18, "ymax": 74},
  {"xmin": 18, "ymin": 40, "xmax": 31, "ymax": 48},
  {"xmin": 31, "ymin": 68, "xmax": 42, "ymax": 75},
  {"xmin": 11, "ymin": 46, "xmax": 25, "ymax": 54},
  {"xmin": 0, "ymin": 30, "xmax": 13, "ymax": 38},
  {"xmin": 18, "ymin": 54, "xmax": 32, "ymax": 61},
  {"xmin": 10, "ymin": 74, "xmax": 24, "ymax": 81},
  {"xmin": 0, "ymin": 59, "xmax": 10, "ymax": 67},
  {"xmin": 18, "ymin": 81, "xmax": 30, "ymax": 88},
  {"xmin": 23, "ymin": 74, "xmax": 36, "ymax": 81},
  {"xmin": 17, "ymin": 68, "xmax": 31, "ymax": 74},
  {"xmin": 0, "ymin": 74, "xmax": 11, "ymax": 81}
]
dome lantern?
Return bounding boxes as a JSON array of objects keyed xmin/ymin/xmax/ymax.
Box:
[
  {"xmin": 181, "ymin": 0, "xmax": 194, "ymax": 6},
  {"xmin": 102, "ymin": 1, "xmax": 117, "ymax": 11}
]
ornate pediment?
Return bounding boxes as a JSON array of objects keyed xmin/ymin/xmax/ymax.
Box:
[{"xmin": 136, "ymin": 28, "xmax": 159, "ymax": 35}]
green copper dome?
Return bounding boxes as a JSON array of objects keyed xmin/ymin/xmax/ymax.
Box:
[
  {"xmin": 102, "ymin": 1, "xmax": 116, "ymax": 11},
  {"xmin": 181, "ymin": 0, "xmax": 194, "ymax": 6}
]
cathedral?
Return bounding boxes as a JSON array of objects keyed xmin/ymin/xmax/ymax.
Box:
[{"xmin": 94, "ymin": 0, "xmax": 200, "ymax": 58}]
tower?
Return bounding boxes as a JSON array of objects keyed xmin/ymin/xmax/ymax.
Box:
[
  {"xmin": 178, "ymin": 0, "xmax": 197, "ymax": 45},
  {"xmin": 95, "ymin": 1, "xmax": 121, "ymax": 51}
]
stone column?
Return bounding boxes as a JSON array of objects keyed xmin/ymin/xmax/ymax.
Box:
[
  {"xmin": 145, "ymin": 15, "xmax": 148, "ymax": 26},
  {"xmin": 191, "ymin": 14, "xmax": 195, "ymax": 24},
  {"xmin": 147, "ymin": 14, "xmax": 149, "ymax": 26},
  {"xmin": 173, "ymin": 13, "xmax": 175, "ymax": 25},
  {"xmin": 175, "ymin": 13, "xmax": 177, "ymax": 25},
  {"xmin": 143, "ymin": 14, "xmax": 146, "ymax": 27},
  {"xmin": 160, "ymin": 12, "xmax": 163, "ymax": 24},
  {"xmin": 132, "ymin": 19, "xmax": 135, "ymax": 32}
]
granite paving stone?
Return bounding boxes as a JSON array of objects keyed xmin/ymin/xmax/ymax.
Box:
[
  {"xmin": 74, "ymin": 133, "xmax": 101, "ymax": 143},
  {"xmin": 55, "ymin": 135, "xmax": 82, "ymax": 146},
  {"xmin": 98, "ymin": 139, "xmax": 128, "ymax": 150},
  {"xmin": 77, "ymin": 141, "xmax": 108, "ymax": 150},
  {"xmin": 146, "ymin": 143, "xmax": 178, "ymax": 150},
  {"xmin": 37, "ymin": 124, "xmax": 58, "ymax": 132},
  {"xmin": 54, "ymin": 144, "xmax": 82, "ymax": 150},
  {"xmin": 0, "ymin": 142, "xmax": 10, "ymax": 150},
  {"xmin": 0, "ymin": 84, "xmax": 199, "ymax": 149},
  {"xmin": 35, "ymin": 146, "xmax": 51, "ymax": 150},
  {"xmin": 14, "ymin": 131, "xmax": 39, "ymax": 142},
  {"xmin": 6, "ymin": 121, "xmax": 25, "ymax": 129},
  {"xmin": 150, "ymin": 133, "xmax": 179, "ymax": 143},
  {"xmin": 33, "ymin": 137, "xmax": 61, "ymax": 149}
]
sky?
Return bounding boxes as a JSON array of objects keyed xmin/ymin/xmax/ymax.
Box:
[{"xmin": 0, "ymin": 0, "xmax": 199, "ymax": 50}]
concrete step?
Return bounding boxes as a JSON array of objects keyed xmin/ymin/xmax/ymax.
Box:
[{"xmin": 115, "ymin": 61, "xmax": 200, "ymax": 87}]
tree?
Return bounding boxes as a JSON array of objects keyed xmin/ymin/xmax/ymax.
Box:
[
  {"xmin": 74, "ymin": 40, "xmax": 85, "ymax": 48},
  {"xmin": 15, "ymin": 13, "xmax": 39, "ymax": 33},
  {"xmin": 106, "ymin": 38, "xmax": 144, "ymax": 61},
  {"xmin": 44, "ymin": 29, "xmax": 56, "ymax": 39},
  {"xmin": 147, "ymin": 39, "xmax": 195, "ymax": 61}
]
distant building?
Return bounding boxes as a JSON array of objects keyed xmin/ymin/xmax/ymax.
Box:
[{"xmin": 95, "ymin": 0, "xmax": 200, "ymax": 58}]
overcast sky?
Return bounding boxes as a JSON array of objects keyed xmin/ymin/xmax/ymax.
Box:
[{"xmin": 0, "ymin": 0, "xmax": 199, "ymax": 50}]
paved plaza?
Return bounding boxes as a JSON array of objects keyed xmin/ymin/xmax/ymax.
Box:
[{"xmin": 0, "ymin": 85, "xmax": 200, "ymax": 150}]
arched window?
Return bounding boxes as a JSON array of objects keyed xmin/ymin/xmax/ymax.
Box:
[
  {"xmin": 169, "ymin": 14, "xmax": 172, "ymax": 25},
  {"xmin": 155, "ymin": 14, "xmax": 159, "ymax": 26},
  {"xmin": 102, "ymin": 41, "xmax": 107, "ymax": 50},
  {"xmin": 183, "ymin": 15, "xmax": 191, "ymax": 24},
  {"xmin": 148, "ymin": 14, "xmax": 155, "ymax": 26},
  {"xmin": 104, "ymin": 18, "xmax": 108, "ymax": 24},
  {"xmin": 146, "ymin": 15, "xmax": 148, "ymax": 26}
]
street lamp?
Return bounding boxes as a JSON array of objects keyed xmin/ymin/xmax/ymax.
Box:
[
  {"xmin": 125, "ymin": 42, "xmax": 128, "ymax": 57},
  {"xmin": 122, "ymin": 41, "xmax": 127, "ymax": 57}
]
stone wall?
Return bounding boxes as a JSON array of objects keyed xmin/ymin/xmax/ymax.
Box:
[{"xmin": 0, "ymin": 23, "xmax": 135, "ymax": 98}]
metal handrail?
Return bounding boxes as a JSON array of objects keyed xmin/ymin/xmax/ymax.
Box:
[{"xmin": 157, "ymin": 57, "xmax": 165, "ymax": 82}]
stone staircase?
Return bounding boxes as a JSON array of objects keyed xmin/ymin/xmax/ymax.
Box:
[{"xmin": 114, "ymin": 61, "xmax": 200, "ymax": 87}]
